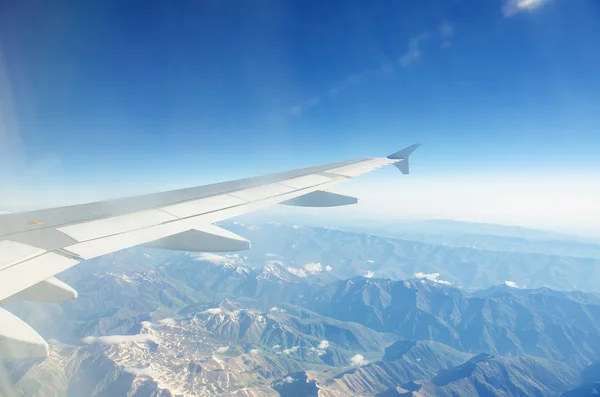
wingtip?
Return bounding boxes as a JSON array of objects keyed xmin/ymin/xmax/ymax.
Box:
[{"xmin": 387, "ymin": 143, "xmax": 421, "ymax": 160}]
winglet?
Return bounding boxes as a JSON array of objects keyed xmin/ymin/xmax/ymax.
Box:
[{"xmin": 387, "ymin": 144, "xmax": 420, "ymax": 174}]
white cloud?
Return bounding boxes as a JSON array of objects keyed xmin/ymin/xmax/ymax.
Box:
[
  {"xmin": 414, "ymin": 272, "xmax": 452, "ymax": 285},
  {"xmin": 273, "ymin": 344, "xmax": 281, "ymax": 349},
  {"xmin": 82, "ymin": 334, "xmax": 157, "ymax": 345},
  {"xmin": 287, "ymin": 267, "xmax": 307, "ymax": 278},
  {"xmin": 282, "ymin": 376, "xmax": 296, "ymax": 384},
  {"xmin": 309, "ymin": 347, "xmax": 327, "ymax": 356},
  {"xmin": 281, "ymin": 346, "xmax": 300, "ymax": 355},
  {"xmin": 203, "ymin": 307, "xmax": 223, "ymax": 314},
  {"xmin": 350, "ymin": 354, "xmax": 367, "ymax": 366},
  {"xmin": 191, "ymin": 253, "xmax": 239, "ymax": 265},
  {"xmin": 269, "ymin": 307, "xmax": 286, "ymax": 313},
  {"xmin": 399, "ymin": 32, "xmax": 429, "ymax": 67},
  {"xmin": 124, "ymin": 367, "xmax": 157, "ymax": 378},
  {"xmin": 505, "ymin": 280, "xmax": 520, "ymax": 288},
  {"xmin": 503, "ymin": 0, "xmax": 546, "ymax": 16},
  {"xmin": 158, "ymin": 318, "xmax": 176, "ymax": 325},
  {"xmin": 309, "ymin": 339, "xmax": 330, "ymax": 357},
  {"xmin": 304, "ymin": 262, "xmax": 323, "ymax": 274},
  {"xmin": 365, "ymin": 271, "xmax": 375, "ymax": 278},
  {"xmin": 325, "ymin": 265, "xmax": 333, "ymax": 272},
  {"xmin": 249, "ymin": 349, "xmax": 260, "ymax": 356},
  {"xmin": 215, "ymin": 346, "xmax": 229, "ymax": 353}
]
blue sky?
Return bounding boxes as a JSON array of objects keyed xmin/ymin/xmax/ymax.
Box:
[{"xmin": 1, "ymin": 0, "xmax": 599, "ymax": 230}]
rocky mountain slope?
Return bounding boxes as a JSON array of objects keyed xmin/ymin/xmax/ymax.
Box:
[{"xmin": 5, "ymin": 223, "xmax": 600, "ymax": 396}]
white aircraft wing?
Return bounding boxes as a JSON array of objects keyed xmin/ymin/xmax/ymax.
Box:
[{"xmin": 0, "ymin": 144, "xmax": 419, "ymax": 359}]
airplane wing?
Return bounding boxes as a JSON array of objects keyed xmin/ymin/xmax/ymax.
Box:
[{"xmin": 0, "ymin": 144, "xmax": 419, "ymax": 359}]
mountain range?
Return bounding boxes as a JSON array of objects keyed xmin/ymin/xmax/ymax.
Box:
[{"xmin": 4, "ymin": 222, "xmax": 600, "ymax": 396}]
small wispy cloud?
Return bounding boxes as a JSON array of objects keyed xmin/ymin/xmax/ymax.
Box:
[
  {"xmin": 124, "ymin": 366, "xmax": 157, "ymax": 378},
  {"xmin": 191, "ymin": 252, "xmax": 234, "ymax": 265},
  {"xmin": 278, "ymin": 346, "xmax": 300, "ymax": 355},
  {"xmin": 439, "ymin": 22, "xmax": 455, "ymax": 49},
  {"xmin": 365, "ymin": 271, "xmax": 375, "ymax": 278},
  {"xmin": 215, "ymin": 346, "xmax": 230, "ymax": 354},
  {"xmin": 290, "ymin": 97, "xmax": 321, "ymax": 116},
  {"xmin": 158, "ymin": 318, "xmax": 176, "ymax": 326},
  {"xmin": 203, "ymin": 307, "xmax": 224, "ymax": 314},
  {"xmin": 505, "ymin": 280, "xmax": 521, "ymax": 288},
  {"xmin": 318, "ymin": 340, "xmax": 329, "ymax": 349},
  {"xmin": 350, "ymin": 354, "xmax": 367, "ymax": 366},
  {"xmin": 82, "ymin": 334, "xmax": 157, "ymax": 345},
  {"xmin": 400, "ymin": 32, "xmax": 430, "ymax": 67},
  {"xmin": 287, "ymin": 266, "xmax": 307, "ymax": 278},
  {"xmin": 249, "ymin": 348, "xmax": 260, "ymax": 356},
  {"xmin": 309, "ymin": 340, "xmax": 330, "ymax": 356},
  {"xmin": 414, "ymin": 272, "xmax": 452, "ymax": 285},
  {"xmin": 503, "ymin": 0, "xmax": 546, "ymax": 17}
]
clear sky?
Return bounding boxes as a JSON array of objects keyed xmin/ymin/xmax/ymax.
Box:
[{"xmin": 1, "ymin": 0, "xmax": 599, "ymax": 231}]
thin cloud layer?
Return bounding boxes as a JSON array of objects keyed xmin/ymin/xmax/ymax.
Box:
[
  {"xmin": 203, "ymin": 307, "xmax": 224, "ymax": 314},
  {"xmin": 503, "ymin": 0, "xmax": 546, "ymax": 16},
  {"xmin": 400, "ymin": 33, "xmax": 430, "ymax": 67},
  {"xmin": 124, "ymin": 366, "xmax": 157, "ymax": 378},
  {"xmin": 82, "ymin": 334, "xmax": 157, "ymax": 345}
]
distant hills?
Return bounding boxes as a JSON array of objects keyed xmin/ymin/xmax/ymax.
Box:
[{"xmin": 5, "ymin": 222, "xmax": 600, "ymax": 396}]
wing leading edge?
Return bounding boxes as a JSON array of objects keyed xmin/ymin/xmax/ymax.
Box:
[{"xmin": 0, "ymin": 144, "xmax": 420, "ymax": 358}]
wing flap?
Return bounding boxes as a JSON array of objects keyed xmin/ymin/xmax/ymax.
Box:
[
  {"xmin": 0, "ymin": 240, "xmax": 46, "ymax": 270},
  {"xmin": 0, "ymin": 253, "xmax": 78, "ymax": 303},
  {"xmin": 64, "ymin": 219, "xmax": 193, "ymax": 260}
]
